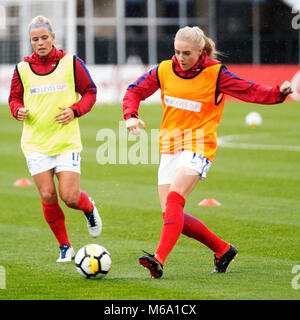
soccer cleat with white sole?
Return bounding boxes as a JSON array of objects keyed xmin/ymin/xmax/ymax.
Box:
[
  {"xmin": 85, "ymin": 197, "xmax": 102, "ymax": 238},
  {"xmin": 56, "ymin": 244, "xmax": 75, "ymax": 262}
]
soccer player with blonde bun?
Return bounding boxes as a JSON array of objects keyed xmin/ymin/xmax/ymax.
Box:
[
  {"xmin": 123, "ymin": 26, "xmax": 292, "ymax": 278},
  {"xmin": 9, "ymin": 16, "xmax": 102, "ymax": 262}
]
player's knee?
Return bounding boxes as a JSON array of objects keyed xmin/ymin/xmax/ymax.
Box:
[
  {"xmin": 60, "ymin": 191, "xmax": 79, "ymax": 208},
  {"xmin": 40, "ymin": 190, "xmax": 57, "ymax": 203}
]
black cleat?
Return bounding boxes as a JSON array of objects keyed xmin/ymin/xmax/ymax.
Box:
[
  {"xmin": 213, "ymin": 244, "xmax": 238, "ymax": 273},
  {"xmin": 139, "ymin": 251, "xmax": 163, "ymax": 279}
]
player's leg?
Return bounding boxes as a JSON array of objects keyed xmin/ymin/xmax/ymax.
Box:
[
  {"xmin": 140, "ymin": 167, "xmax": 198, "ymax": 278},
  {"xmin": 55, "ymin": 151, "xmax": 102, "ymax": 237},
  {"xmin": 154, "ymin": 167, "xmax": 199, "ymax": 265},
  {"xmin": 56, "ymin": 168, "xmax": 102, "ymax": 238},
  {"xmin": 32, "ymin": 169, "xmax": 73, "ymax": 261},
  {"xmin": 32, "ymin": 168, "xmax": 57, "ymax": 203},
  {"xmin": 158, "ymin": 184, "xmax": 170, "ymax": 213},
  {"xmin": 175, "ymin": 151, "xmax": 237, "ymax": 272},
  {"xmin": 158, "ymin": 183, "xmax": 230, "ymax": 257},
  {"xmin": 56, "ymin": 171, "xmax": 81, "ymax": 208},
  {"xmin": 156, "ymin": 167, "xmax": 237, "ymax": 273},
  {"xmin": 140, "ymin": 150, "xmax": 237, "ymax": 277},
  {"xmin": 181, "ymin": 211, "xmax": 238, "ymax": 274}
]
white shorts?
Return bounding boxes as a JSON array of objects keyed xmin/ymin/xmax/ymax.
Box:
[
  {"xmin": 158, "ymin": 150, "xmax": 212, "ymax": 185},
  {"xmin": 26, "ymin": 151, "xmax": 81, "ymax": 176}
]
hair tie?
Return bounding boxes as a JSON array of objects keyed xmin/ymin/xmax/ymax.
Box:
[{"xmin": 29, "ymin": 22, "xmax": 53, "ymax": 33}]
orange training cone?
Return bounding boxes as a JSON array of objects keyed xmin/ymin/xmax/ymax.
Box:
[
  {"xmin": 198, "ymin": 198, "xmax": 221, "ymax": 206},
  {"xmin": 13, "ymin": 178, "xmax": 33, "ymax": 187}
]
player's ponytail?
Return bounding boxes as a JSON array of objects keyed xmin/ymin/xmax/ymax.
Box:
[
  {"xmin": 175, "ymin": 26, "xmax": 221, "ymax": 59},
  {"xmin": 202, "ymin": 34, "xmax": 217, "ymax": 58}
]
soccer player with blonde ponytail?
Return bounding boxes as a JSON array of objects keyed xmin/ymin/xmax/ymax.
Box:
[
  {"xmin": 175, "ymin": 26, "xmax": 219, "ymax": 58},
  {"xmin": 123, "ymin": 26, "xmax": 292, "ymax": 278}
]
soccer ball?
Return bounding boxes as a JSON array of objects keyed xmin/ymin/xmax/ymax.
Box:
[
  {"xmin": 245, "ymin": 112, "xmax": 262, "ymax": 128},
  {"xmin": 75, "ymin": 244, "xmax": 112, "ymax": 279}
]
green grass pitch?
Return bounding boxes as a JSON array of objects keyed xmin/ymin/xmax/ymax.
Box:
[{"xmin": 0, "ymin": 100, "xmax": 299, "ymax": 300}]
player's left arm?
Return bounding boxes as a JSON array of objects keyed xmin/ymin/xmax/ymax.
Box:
[
  {"xmin": 71, "ymin": 56, "xmax": 97, "ymax": 117},
  {"xmin": 279, "ymin": 81, "xmax": 293, "ymax": 96},
  {"xmin": 218, "ymin": 66, "xmax": 292, "ymax": 104}
]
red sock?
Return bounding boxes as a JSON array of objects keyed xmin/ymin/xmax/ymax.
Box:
[
  {"xmin": 42, "ymin": 200, "xmax": 70, "ymax": 247},
  {"xmin": 155, "ymin": 191, "xmax": 185, "ymax": 265},
  {"xmin": 182, "ymin": 213, "xmax": 229, "ymax": 258},
  {"xmin": 67, "ymin": 191, "xmax": 93, "ymax": 214}
]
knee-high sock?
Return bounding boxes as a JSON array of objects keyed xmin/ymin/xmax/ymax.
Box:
[
  {"xmin": 155, "ymin": 191, "xmax": 185, "ymax": 265},
  {"xmin": 66, "ymin": 191, "xmax": 93, "ymax": 214},
  {"xmin": 42, "ymin": 200, "xmax": 70, "ymax": 247},
  {"xmin": 182, "ymin": 213, "xmax": 229, "ymax": 258}
]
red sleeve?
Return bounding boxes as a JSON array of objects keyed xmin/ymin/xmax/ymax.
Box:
[
  {"xmin": 71, "ymin": 56, "xmax": 97, "ymax": 117},
  {"xmin": 8, "ymin": 66, "xmax": 24, "ymax": 119},
  {"xmin": 123, "ymin": 66, "xmax": 159, "ymax": 120},
  {"xmin": 218, "ymin": 66, "xmax": 286, "ymax": 104}
]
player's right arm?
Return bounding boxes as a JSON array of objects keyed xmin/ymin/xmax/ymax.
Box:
[
  {"xmin": 123, "ymin": 66, "xmax": 159, "ymax": 135},
  {"xmin": 8, "ymin": 66, "xmax": 27, "ymax": 120}
]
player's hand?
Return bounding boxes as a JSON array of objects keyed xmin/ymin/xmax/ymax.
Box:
[
  {"xmin": 16, "ymin": 107, "xmax": 29, "ymax": 121},
  {"xmin": 55, "ymin": 107, "xmax": 74, "ymax": 125},
  {"xmin": 126, "ymin": 117, "xmax": 146, "ymax": 136},
  {"xmin": 280, "ymin": 81, "xmax": 293, "ymax": 96}
]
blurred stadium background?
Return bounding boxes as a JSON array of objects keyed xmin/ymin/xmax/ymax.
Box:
[{"xmin": 1, "ymin": 0, "xmax": 300, "ymax": 103}]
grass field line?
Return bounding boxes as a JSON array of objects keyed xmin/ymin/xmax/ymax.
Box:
[{"xmin": 218, "ymin": 133, "xmax": 300, "ymax": 151}]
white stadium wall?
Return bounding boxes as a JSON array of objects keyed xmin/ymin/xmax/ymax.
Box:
[
  {"xmin": 1, "ymin": 64, "xmax": 300, "ymax": 105},
  {"xmin": 0, "ymin": 64, "xmax": 161, "ymax": 105}
]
